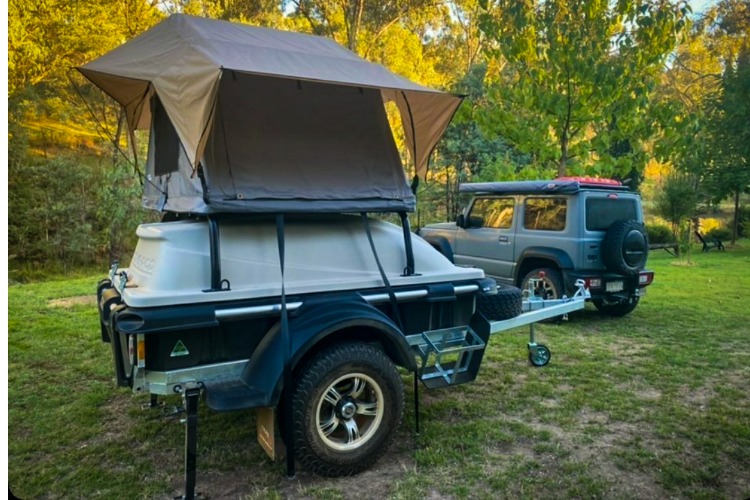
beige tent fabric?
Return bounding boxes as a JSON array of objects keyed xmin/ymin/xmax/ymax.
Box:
[{"xmin": 79, "ymin": 14, "xmax": 461, "ymax": 177}]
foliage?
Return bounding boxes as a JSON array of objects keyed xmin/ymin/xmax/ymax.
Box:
[
  {"xmin": 657, "ymin": 0, "xmax": 750, "ymax": 244},
  {"xmin": 703, "ymin": 43, "xmax": 750, "ymax": 243},
  {"xmin": 8, "ymin": 150, "xmax": 153, "ymax": 279},
  {"xmin": 421, "ymin": 64, "xmax": 532, "ymax": 223},
  {"xmin": 739, "ymin": 205, "xmax": 750, "ymax": 237},
  {"xmin": 477, "ymin": 0, "xmax": 689, "ymax": 176},
  {"xmin": 646, "ymin": 223, "xmax": 674, "ymax": 244},
  {"xmin": 8, "ymin": 0, "xmax": 161, "ymax": 95},
  {"xmin": 706, "ymin": 226, "xmax": 731, "ymax": 241},
  {"xmin": 654, "ymin": 173, "xmax": 699, "ymax": 240}
]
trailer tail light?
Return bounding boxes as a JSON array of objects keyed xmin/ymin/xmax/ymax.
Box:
[
  {"xmin": 128, "ymin": 335, "xmax": 146, "ymax": 367},
  {"xmin": 137, "ymin": 335, "xmax": 146, "ymax": 368},
  {"xmin": 639, "ymin": 272, "xmax": 654, "ymax": 286}
]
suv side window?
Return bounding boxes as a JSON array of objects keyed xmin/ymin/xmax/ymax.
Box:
[
  {"xmin": 470, "ymin": 198, "xmax": 514, "ymax": 229},
  {"xmin": 524, "ymin": 197, "xmax": 566, "ymax": 231}
]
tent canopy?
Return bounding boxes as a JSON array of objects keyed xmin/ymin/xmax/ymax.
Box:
[{"xmin": 78, "ymin": 14, "xmax": 462, "ymax": 214}]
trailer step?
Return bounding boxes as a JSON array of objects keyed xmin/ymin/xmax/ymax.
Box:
[
  {"xmin": 203, "ymin": 379, "xmax": 268, "ymax": 412},
  {"xmin": 409, "ymin": 326, "xmax": 486, "ymax": 389}
]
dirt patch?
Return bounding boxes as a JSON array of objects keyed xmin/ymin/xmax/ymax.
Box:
[
  {"xmin": 608, "ymin": 338, "xmax": 656, "ymax": 358},
  {"xmin": 48, "ymin": 295, "xmax": 97, "ymax": 308},
  {"xmin": 679, "ymin": 383, "xmax": 718, "ymax": 410},
  {"xmin": 168, "ymin": 448, "xmax": 417, "ymax": 500},
  {"xmin": 497, "ymin": 413, "xmax": 668, "ymax": 499},
  {"xmin": 280, "ymin": 450, "xmax": 416, "ymax": 499}
]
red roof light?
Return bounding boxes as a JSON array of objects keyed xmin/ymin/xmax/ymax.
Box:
[{"xmin": 556, "ymin": 176, "xmax": 622, "ymax": 186}]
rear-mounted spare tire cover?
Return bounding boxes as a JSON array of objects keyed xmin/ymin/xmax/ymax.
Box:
[{"xmin": 601, "ymin": 220, "xmax": 649, "ymax": 275}]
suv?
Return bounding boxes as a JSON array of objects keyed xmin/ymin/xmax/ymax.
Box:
[{"xmin": 418, "ymin": 178, "xmax": 654, "ymax": 316}]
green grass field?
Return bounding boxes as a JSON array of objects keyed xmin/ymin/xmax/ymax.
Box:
[{"xmin": 8, "ymin": 244, "xmax": 750, "ymax": 499}]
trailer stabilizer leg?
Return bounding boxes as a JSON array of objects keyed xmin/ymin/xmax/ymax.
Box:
[
  {"xmin": 176, "ymin": 383, "xmax": 203, "ymax": 500},
  {"xmin": 413, "ymin": 370, "xmax": 420, "ymax": 435}
]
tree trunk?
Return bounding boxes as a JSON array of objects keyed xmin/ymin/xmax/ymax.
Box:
[
  {"xmin": 732, "ymin": 188, "xmax": 740, "ymax": 246},
  {"xmin": 346, "ymin": 0, "xmax": 365, "ymax": 53},
  {"xmin": 558, "ymin": 136, "xmax": 568, "ymax": 177}
]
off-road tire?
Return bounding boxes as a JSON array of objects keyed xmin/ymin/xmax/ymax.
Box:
[
  {"xmin": 476, "ymin": 286, "xmax": 523, "ymax": 320},
  {"xmin": 593, "ymin": 296, "xmax": 640, "ymax": 317},
  {"xmin": 292, "ymin": 342, "xmax": 404, "ymax": 477},
  {"xmin": 601, "ymin": 220, "xmax": 649, "ymax": 276}
]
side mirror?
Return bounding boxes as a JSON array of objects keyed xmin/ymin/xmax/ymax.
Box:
[
  {"xmin": 456, "ymin": 214, "xmax": 466, "ymax": 228},
  {"xmin": 468, "ymin": 216, "xmax": 484, "ymax": 228}
]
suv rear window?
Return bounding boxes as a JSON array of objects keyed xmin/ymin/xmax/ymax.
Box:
[
  {"xmin": 586, "ymin": 198, "xmax": 638, "ymax": 231},
  {"xmin": 524, "ymin": 198, "xmax": 566, "ymax": 231}
]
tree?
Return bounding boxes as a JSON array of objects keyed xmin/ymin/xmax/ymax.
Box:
[
  {"xmin": 423, "ymin": 64, "xmax": 530, "ymax": 222},
  {"xmin": 478, "ymin": 0, "xmax": 689, "ymax": 176},
  {"xmin": 285, "ymin": 0, "xmax": 436, "ymax": 53},
  {"xmin": 655, "ymin": 172, "xmax": 699, "ymax": 258},
  {"xmin": 704, "ymin": 0, "xmax": 750, "ymax": 244},
  {"xmin": 705, "ymin": 45, "xmax": 750, "ymax": 244},
  {"xmin": 8, "ymin": 0, "xmax": 163, "ymax": 95},
  {"xmin": 658, "ymin": 0, "xmax": 750, "ymax": 244}
]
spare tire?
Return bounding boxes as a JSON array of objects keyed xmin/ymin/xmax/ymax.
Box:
[
  {"xmin": 601, "ymin": 220, "xmax": 649, "ymax": 275},
  {"xmin": 476, "ymin": 286, "xmax": 523, "ymax": 321}
]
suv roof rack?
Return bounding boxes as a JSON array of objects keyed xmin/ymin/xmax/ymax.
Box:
[{"xmin": 458, "ymin": 178, "xmax": 630, "ymax": 195}]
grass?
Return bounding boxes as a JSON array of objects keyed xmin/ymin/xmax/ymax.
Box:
[{"xmin": 8, "ymin": 243, "xmax": 750, "ymax": 499}]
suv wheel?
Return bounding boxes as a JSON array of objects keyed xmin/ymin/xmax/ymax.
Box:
[
  {"xmin": 521, "ymin": 268, "xmax": 564, "ymax": 300},
  {"xmin": 593, "ymin": 297, "xmax": 639, "ymax": 317},
  {"xmin": 601, "ymin": 220, "xmax": 649, "ymax": 275}
]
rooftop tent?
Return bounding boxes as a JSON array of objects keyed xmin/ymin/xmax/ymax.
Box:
[{"xmin": 78, "ymin": 14, "xmax": 462, "ymax": 214}]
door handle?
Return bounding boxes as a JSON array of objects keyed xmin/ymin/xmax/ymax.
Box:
[{"xmin": 498, "ymin": 236, "xmax": 510, "ymax": 243}]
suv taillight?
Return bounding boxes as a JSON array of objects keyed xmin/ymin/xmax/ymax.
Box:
[
  {"xmin": 584, "ymin": 278, "xmax": 602, "ymax": 289},
  {"xmin": 638, "ymin": 271, "xmax": 654, "ymax": 286}
]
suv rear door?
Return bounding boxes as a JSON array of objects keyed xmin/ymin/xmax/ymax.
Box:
[
  {"xmin": 582, "ymin": 192, "xmax": 641, "ymax": 271},
  {"xmin": 453, "ymin": 196, "xmax": 516, "ymax": 281}
]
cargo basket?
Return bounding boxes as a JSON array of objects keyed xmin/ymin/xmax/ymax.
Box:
[{"xmin": 412, "ymin": 326, "xmax": 486, "ymax": 389}]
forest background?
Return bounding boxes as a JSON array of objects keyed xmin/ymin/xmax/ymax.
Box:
[{"xmin": 7, "ymin": 0, "xmax": 750, "ymax": 280}]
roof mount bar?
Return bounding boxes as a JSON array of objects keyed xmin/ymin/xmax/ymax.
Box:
[
  {"xmin": 399, "ymin": 212, "xmax": 416, "ymax": 277},
  {"xmin": 204, "ymin": 216, "xmax": 230, "ymax": 292}
]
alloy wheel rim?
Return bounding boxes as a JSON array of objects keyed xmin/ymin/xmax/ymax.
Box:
[{"xmin": 315, "ymin": 373, "xmax": 384, "ymax": 451}]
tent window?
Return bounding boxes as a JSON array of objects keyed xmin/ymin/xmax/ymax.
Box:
[{"xmin": 153, "ymin": 96, "xmax": 180, "ymax": 176}]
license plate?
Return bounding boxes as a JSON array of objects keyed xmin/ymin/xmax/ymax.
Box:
[{"xmin": 606, "ymin": 281, "xmax": 624, "ymax": 292}]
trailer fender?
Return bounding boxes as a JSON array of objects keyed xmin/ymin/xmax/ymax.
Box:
[
  {"xmin": 240, "ymin": 295, "xmax": 416, "ymax": 406},
  {"xmin": 421, "ymin": 235, "xmax": 455, "ymax": 263}
]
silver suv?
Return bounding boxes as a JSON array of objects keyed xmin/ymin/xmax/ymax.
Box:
[{"xmin": 418, "ymin": 178, "xmax": 654, "ymax": 316}]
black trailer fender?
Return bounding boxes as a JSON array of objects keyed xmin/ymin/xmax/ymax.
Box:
[
  {"xmin": 240, "ymin": 294, "xmax": 416, "ymax": 407},
  {"xmin": 421, "ymin": 235, "xmax": 455, "ymax": 263}
]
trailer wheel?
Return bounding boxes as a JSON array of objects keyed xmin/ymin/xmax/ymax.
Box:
[
  {"xmin": 476, "ymin": 286, "xmax": 523, "ymax": 320},
  {"xmin": 529, "ymin": 344, "xmax": 551, "ymax": 367},
  {"xmin": 292, "ymin": 342, "xmax": 404, "ymax": 477}
]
